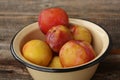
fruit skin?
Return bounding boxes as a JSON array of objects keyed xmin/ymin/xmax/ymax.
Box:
[
  {"xmin": 59, "ymin": 40, "xmax": 95, "ymax": 67},
  {"xmin": 70, "ymin": 24, "xmax": 92, "ymax": 44},
  {"xmin": 22, "ymin": 40, "xmax": 52, "ymax": 66},
  {"xmin": 49, "ymin": 56, "xmax": 62, "ymax": 68},
  {"xmin": 38, "ymin": 7, "xmax": 69, "ymax": 34},
  {"xmin": 46, "ymin": 25, "xmax": 73, "ymax": 53},
  {"xmin": 77, "ymin": 41, "xmax": 96, "ymax": 61}
]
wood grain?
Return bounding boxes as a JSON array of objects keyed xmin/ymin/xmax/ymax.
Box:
[
  {"xmin": 0, "ymin": 0, "xmax": 120, "ymax": 80},
  {"xmin": 0, "ymin": 60, "xmax": 33, "ymax": 80}
]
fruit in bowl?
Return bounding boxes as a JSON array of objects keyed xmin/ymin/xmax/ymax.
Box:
[
  {"xmin": 38, "ymin": 8, "xmax": 69, "ymax": 34},
  {"xmin": 46, "ymin": 25, "xmax": 73, "ymax": 53},
  {"xmin": 10, "ymin": 18, "xmax": 111, "ymax": 80},
  {"xmin": 10, "ymin": 7, "xmax": 111, "ymax": 80},
  {"xmin": 22, "ymin": 40, "xmax": 52, "ymax": 66},
  {"xmin": 49, "ymin": 56, "xmax": 62, "ymax": 68},
  {"xmin": 70, "ymin": 24, "xmax": 92, "ymax": 44},
  {"xmin": 59, "ymin": 40, "xmax": 95, "ymax": 67},
  {"xmin": 21, "ymin": 7, "xmax": 96, "ymax": 68}
]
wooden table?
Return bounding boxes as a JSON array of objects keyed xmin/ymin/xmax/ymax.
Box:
[{"xmin": 0, "ymin": 0, "xmax": 120, "ymax": 80}]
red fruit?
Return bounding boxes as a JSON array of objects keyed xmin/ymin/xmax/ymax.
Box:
[
  {"xmin": 46, "ymin": 25, "xmax": 73, "ymax": 53},
  {"xmin": 38, "ymin": 7, "xmax": 69, "ymax": 34}
]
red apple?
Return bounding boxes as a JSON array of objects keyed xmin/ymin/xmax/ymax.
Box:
[
  {"xmin": 46, "ymin": 25, "xmax": 73, "ymax": 53},
  {"xmin": 38, "ymin": 7, "xmax": 69, "ymax": 34},
  {"xmin": 59, "ymin": 40, "xmax": 96, "ymax": 67}
]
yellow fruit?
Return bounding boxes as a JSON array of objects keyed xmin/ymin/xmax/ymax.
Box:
[
  {"xmin": 22, "ymin": 40, "xmax": 52, "ymax": 66},
  {"xmin": 70, "ymin": 24, "xmax": 92, "ymax": 44},
  {"xmin": 49, "ymin": 56, "xmax": 62, "ymax": 68}
]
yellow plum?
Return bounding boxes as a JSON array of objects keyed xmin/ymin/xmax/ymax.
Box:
[
  {"xmin": 70, "ymin": 24, "xmax": 92, "ymax": 44},
  {"xmin": 49, "ymin": 56, "xmax": 62, "ymax": 68},
  {"xmin": 22, "ymin": 40, "xmax": 52, "ymax": 66}
]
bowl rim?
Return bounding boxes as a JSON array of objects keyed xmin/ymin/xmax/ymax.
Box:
[{"xmin": 10, "ymin": 18, "xmax": 112, "ymax": 73}]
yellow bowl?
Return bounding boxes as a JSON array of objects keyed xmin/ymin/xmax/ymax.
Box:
[{"xmin": 10, "ymin": 18, "xmax": 111, "ymax": 80}]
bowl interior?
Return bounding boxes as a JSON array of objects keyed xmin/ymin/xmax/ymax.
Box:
[{"xmin": 11, "ymin": 18, "xmax": 110, "ymax": 70}]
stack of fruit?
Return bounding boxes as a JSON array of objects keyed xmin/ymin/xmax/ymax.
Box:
[{"xmin": 22, "ymin": 8, "xmax": 96, "ymax": 68}]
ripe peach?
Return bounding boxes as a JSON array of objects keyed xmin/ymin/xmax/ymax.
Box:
[
  {"xmin": 49, "ymin": 56, "xmax": 62, "ymax": 68},
  {"xmin": 22, "ymin": 40, "xmax": 52, "ymax": 66},
  {"xmin": 59, "ymin": 40, "xmax": 95, "ymax": 67},
  {"xmin": 46, "ymin": 25, "xmax": 73, "ymax": 53},
  {"xmin": 38, "ymin": 7, "xmax": 69, "ymax": 34},
  {"xmin": 70, "ymin": 24, "xmax": 92, "ymax": 44}
]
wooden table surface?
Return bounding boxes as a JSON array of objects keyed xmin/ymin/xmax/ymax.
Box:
[{"xmin": 0, "ymin": 0, "xmax": 120, "ymax": 80}]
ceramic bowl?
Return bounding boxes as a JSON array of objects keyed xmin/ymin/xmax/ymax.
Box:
[{"xmin": 10, "ymin": 18, "xmax": 111, "ymax": 80}]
